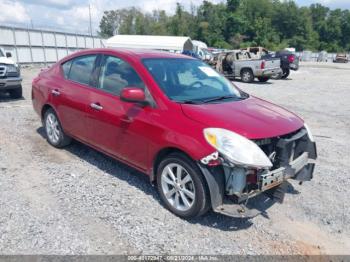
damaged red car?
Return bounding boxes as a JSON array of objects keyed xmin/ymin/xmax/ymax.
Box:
[{"xmin": 32, "ymin": 48, "xmax": 317, "ymax": 218}]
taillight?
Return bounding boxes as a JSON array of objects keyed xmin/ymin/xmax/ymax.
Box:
[
  {"xmin": 260, "ymin": 60, "xmax": 265, "ymax": 69},
  {"xmin": 288, "ymin": 55, "xmax": 295, "ymax": 63}
]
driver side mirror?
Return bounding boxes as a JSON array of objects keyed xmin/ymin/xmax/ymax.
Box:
[
  {"xmin": 6, "ymin": 52, "xmax": 12, "ymax": 58},
  {"xmin": 120, "ymin": 87, "xmax": 148, "ymax": 105}
]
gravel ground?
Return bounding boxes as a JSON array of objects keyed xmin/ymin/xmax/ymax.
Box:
[{"xmin": 0, "ymin": 62, "xmax": 349, "ymax": 255}]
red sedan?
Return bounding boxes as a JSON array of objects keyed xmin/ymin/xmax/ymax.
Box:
[{"xmin": 32, "ymin": 48, "xmax": 317, "ymax": 218}]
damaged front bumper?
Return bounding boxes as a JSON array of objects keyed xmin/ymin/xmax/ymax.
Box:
[{"xmin": 198, "ymin": 128, "xmax": 317, "ymax": 218}]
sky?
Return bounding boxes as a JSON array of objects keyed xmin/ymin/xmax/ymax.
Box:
[{"xmin": 0, "ymin": 0, "xmax": 350, "ymax": 35}]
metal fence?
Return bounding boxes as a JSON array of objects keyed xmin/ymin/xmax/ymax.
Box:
[{"xmin": 0, "ymin": 25, "xmax": 104, "ymax": 64}]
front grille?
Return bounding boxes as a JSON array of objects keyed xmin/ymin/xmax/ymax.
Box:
[
  {"xmin": 6, "ymin": 71, "xmax": 19, "ymax": 77},
  {"xmin": 0, "ymin": 66, "xmax": 6, "ymax": 77},
  {"xmin": 254, "ymin": 128, "xmax": 307, "ymax": 169}
]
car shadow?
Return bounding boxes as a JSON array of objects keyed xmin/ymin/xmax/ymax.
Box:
[
  {"xmin": 232, "ymin": 79, "xmax": 273, "ymax": 85},
  {"xmin": 0, "ymin": 92, "xmax": 24, "ymax": 102},
  {"xmin": 36, "ymin": 127, "xmax": 297, "ymax": 232}
]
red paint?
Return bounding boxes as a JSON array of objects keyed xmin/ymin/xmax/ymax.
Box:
[
  {"xmin": 120, "ymin": 87, "xmax": 146, "ymax": 103},
  {"xmin": 32, "ymin": 48, "xmax": 304, "ymax": 176}
]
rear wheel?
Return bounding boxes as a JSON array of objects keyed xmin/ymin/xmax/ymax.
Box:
[
  {"xmin": 240, "ymin": 69, "xmax": 254, "ymax": 83},
  {"xmin": 156, "ymin": 153, "xmax": 210, "ymax": 218},
  {"xmin": 281, "ymin": 68, "xmax": 290, "ymax": 79},
  {"xmin": 44, "ymin": 108, "xmax": 71, "ymax": 148},
  {"xmin": 258, "ymin": 77, "xmax": 269, "ymax": 82},
  {"xmin": 9, "ymin": 86, "xmax": 22, "ymax": 99}
]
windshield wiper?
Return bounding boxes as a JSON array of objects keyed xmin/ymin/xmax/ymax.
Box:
[
  {"xmin": 202, "ymin": 95, "xmax": 242, "ymax": 103},
  {"xmin": 177, "ymin": 99, "xmax": 204, "ymax": 104}
]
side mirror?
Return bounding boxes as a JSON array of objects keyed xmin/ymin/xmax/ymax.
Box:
[
  {"xmin": 120, "ymin": 87, "xmax": 147, "ymax": 105},
  {"xmin": 6, "ymin": 52, "xmax": 12, "ymax": 58}
]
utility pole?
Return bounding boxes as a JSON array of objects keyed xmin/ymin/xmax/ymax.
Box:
[{"xmin": 89, "ymin": 4, "xmax": 93, "ymax": 36}]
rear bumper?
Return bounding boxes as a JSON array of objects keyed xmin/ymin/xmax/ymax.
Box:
[
  {"xmin": 0, "ymin": 77, "xmax": 22, "ymax": 90},
  {"xmin": 290, "ymin": 63, "xmax": 299, "ymax": 71},
  {"xmin": 256, "ymin": 68, "xmax": 282, "ymax": 77}
]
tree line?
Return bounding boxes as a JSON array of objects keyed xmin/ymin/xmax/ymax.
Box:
[{"xmin": 99, "ymin": 0, "xmax": 350, "ymax": 52}]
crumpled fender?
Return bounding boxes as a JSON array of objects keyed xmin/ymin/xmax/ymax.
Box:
[{"xmin": 197, "ymin": 163, "xmax": 225, "ymax": 210}]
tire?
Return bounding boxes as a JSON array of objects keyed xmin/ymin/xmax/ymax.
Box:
[
  {"xmin": 240, "ymin": 69, "xmax": 254, "ymax": 83},
  {"xmin": 43, "ymin": 108, "xmax": 71, "ymax": 148},
  {"xmin": 258, "ymin": 77, "xmax": 269, "ymax": 82},
  {"xmin": 156, "ymin": 152, "xmax": 210, "ymax": 219},
  {"xmin": 9, "ymin": 86, "xmax": 22, "ymax": 99},
  {"xmin": 281, "ymin": 68, "xmax": 290, "ymax": 79}
]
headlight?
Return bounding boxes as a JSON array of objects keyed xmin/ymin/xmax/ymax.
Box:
[
  {"xmin": 304, "ymin": 123, "xmax": 314, "ymax": 142},
  {"xmin": 203, "ymin": 128, "xmax": 272, "ymax": 169},
  {"xmin": 6, "ymin": 64, "xmax": 18, "ymax": 73}
]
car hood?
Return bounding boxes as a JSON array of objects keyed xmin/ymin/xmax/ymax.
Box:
[
  {"xmin": 0, "ymin": 57, "xmax": 15, "ymax": 65},
  {"xmin": 181, "ymin": 96, "xmax": 304, "ymax": 140}
]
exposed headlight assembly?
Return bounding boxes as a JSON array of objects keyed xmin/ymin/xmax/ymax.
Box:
[{"xmin": 203, "ymin": 128, "xmax": 272, "ymax": 169}]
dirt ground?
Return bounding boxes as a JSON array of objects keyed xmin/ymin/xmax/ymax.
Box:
[{"xmin": 0, "ymin": 62, "xmax": 349, "ymax": 255}]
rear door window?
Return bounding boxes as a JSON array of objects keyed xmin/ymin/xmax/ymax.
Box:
[{"xmin": 68, "ymin": 55, "xmax": 97, "ymax": 86}]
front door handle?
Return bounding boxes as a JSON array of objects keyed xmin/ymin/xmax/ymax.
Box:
[
  {"xmin": 52, "ymin": 89, "xmax": 60, "ymax": 96},
  {"xmin": 121, "ymin": 115, "xmax": 133, "ymax": 123},
  {"xmin": 90, "ymin": 103, "xmax": 103, "ymax": 111}
]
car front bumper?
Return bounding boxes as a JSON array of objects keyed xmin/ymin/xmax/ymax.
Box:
[
  {"xmin": 0, "ymin": 77, "xmax": 22, "ymax": 91},
  {"xmin": 198, "ymin": 128, "xmax": 317, "ymax": 219}
]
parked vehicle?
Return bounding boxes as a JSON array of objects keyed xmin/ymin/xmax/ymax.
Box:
[
  {"xmin": 262, "ymin": 50, "xmax": 299, "ymax": 79},
  {"xmin": 0, "ymin": 48, "xmax": 22, "ymax": 98},
  {"xmin": 182, "ymin": 50, "xmax": 201, "ymax": 59},
  {"xmin": 317, "ymin": 51, "xmax": 328, "ymax": 62},
  {"xmin": 333, "ymin": 53, "xmax": 349, "ymax": 63},
  {"xmin": 32, "ymin": 48, "xmax": 317, "ymax": 219},
  {"xmin": 242, "ymin": 47, "xmax": 269, "ymax": 59},
  {"xmin": 215, "ymin": 50, "xmax": 282, "ymax": 83}
]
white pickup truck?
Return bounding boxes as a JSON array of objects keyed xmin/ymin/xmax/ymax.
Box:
[
  {"xmin": 0, "ymin": 48, "xmax": 22, "ymax": 98},
  {"xmin": 215, "ymin": 50, "xmax": 282, "ymax": 83}
]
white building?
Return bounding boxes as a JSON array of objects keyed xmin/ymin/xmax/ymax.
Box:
[{"xmin": 104, "ymin": 35, "xmax": 194, "ymax": 52}]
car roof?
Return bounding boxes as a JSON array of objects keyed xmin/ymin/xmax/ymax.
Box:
[{"xmin": 72, "ymin": 48, "xmax": 193, "ymax": 60}]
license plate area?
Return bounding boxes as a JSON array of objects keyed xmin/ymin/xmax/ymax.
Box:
[{"xmin": 260, "ymin": 168, "xmax": 285, "ymax": 191}]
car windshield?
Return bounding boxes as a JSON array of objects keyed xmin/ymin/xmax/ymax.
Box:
[
  {"xmin": 143, "ymin": 58, "xmax": 246, "ymax": 103},
  {"xmin": 0, "ymin": 49, "xmax": 4, "ymax": 57}
]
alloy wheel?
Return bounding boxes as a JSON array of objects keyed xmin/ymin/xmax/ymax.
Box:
[
  {"xmin": 160, "ymin": 163, "xmax": 196, "ymax": 212},
  {"xmin": 45, "ymin": 113, "xmax": 60, "ymax": 144}
]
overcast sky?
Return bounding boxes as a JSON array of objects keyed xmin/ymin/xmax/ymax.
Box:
[{"xmin": 0, "ymin": 0, "xmax": 349, "ymax": 34}]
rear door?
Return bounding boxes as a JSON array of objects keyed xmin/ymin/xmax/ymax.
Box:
[{"xmin": 55, "ymin": 54, "xmax": 98, "ymax": 141}]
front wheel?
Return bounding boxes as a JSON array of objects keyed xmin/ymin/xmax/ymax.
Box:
[
  {"xmin": 258, "ymin": 77, "xmax": 269, "ymax": 82},
  {"xmin": 44, "ymin": 108, "xmax": 72, "ymax": 148},
  {"xmin": 156, "ymin": 153, "xmax": 210, "ymax": 218}
]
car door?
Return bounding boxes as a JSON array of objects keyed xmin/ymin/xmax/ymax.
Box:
[
  {"xmin": 55, "ymin": 54, "xmax": 98, "ymax": 142},
  {"xmin": 85, "ymin": 54, "xmax": 155, "ymax": 171}
]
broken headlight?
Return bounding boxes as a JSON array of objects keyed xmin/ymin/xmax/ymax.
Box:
[
  {"xmin": 304, "ymin": 123, "xmax": 315, "ymax": 142},
  {"xmin": 203, "ymin": 128, "xmax": 272, "ymax": 169}
]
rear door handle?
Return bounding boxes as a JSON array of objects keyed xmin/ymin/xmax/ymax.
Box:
[
  {"xmin": 52, "ymin": 89, "xmax": 60, "ymax": 96},
  {"xmin": 90, "ymin": 103, "xmax": 103, "ymax": 111}
]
